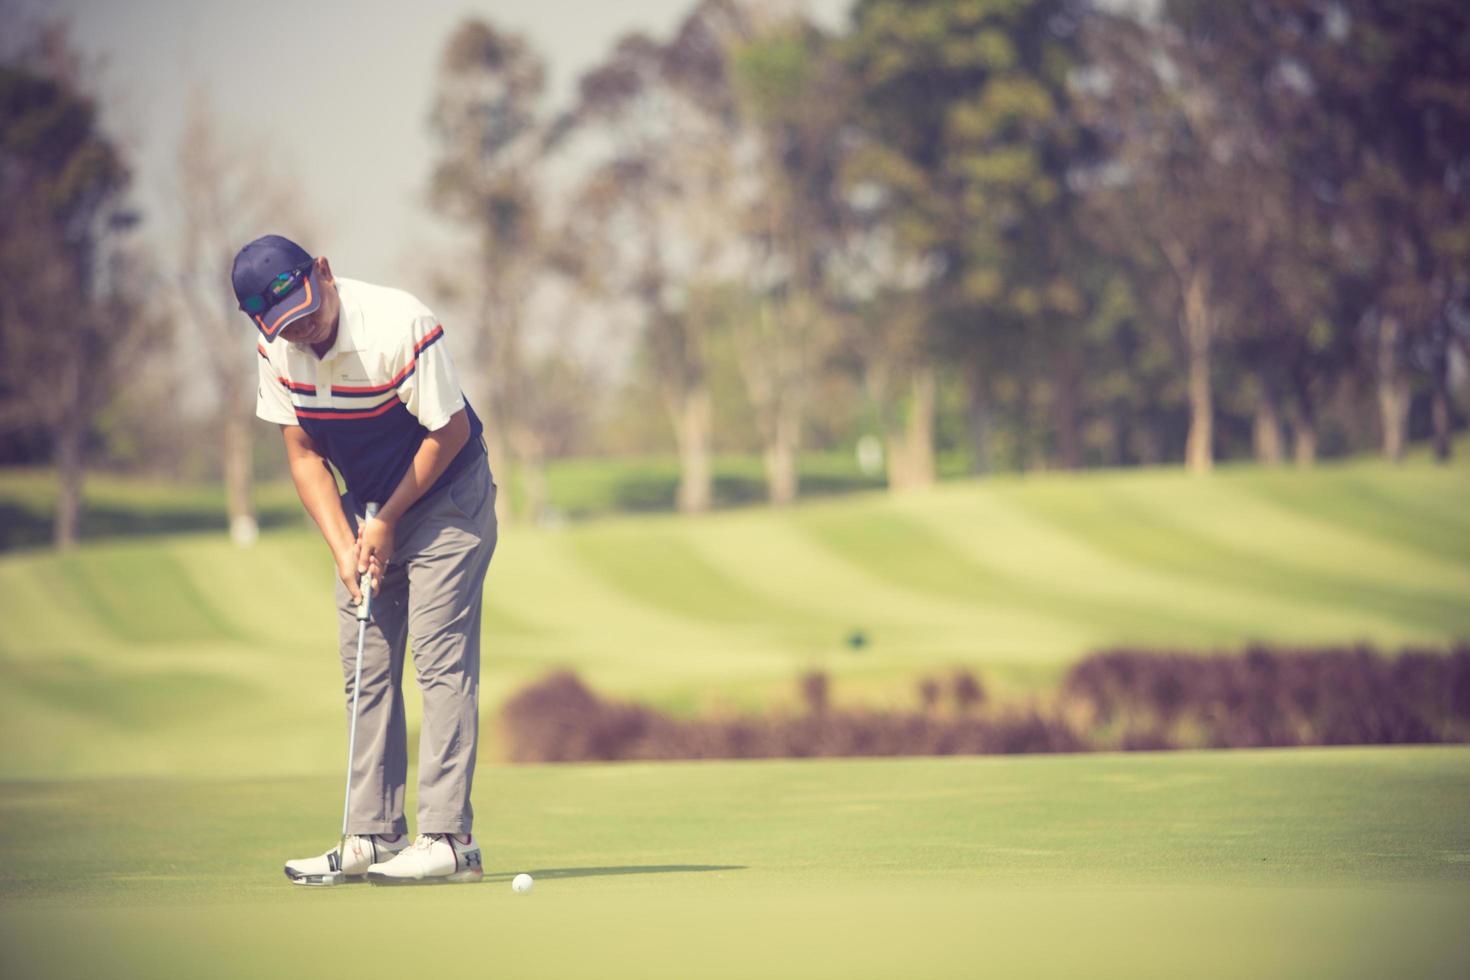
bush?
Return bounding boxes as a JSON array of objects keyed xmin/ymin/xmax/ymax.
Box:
[
  {"xmin": 1059, "ymin": 643, "xmax": 1470, "ymax": 750},
  {"xmin": 500, "ymin": 669, "xmax": 1082, "ymax": 762},
  {"xmin": 500, "ymin": 644, "xmax": 1470, "ymax": 763}
]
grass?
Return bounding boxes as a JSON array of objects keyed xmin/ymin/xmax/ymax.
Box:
[
  {"xmin": 1, "ymin": 449, "xmax": 1467, "ymax": 779},
  {"xmin": 1, "ymin": 748, "xmax": 1467, "ymax": 978},
  {"xmin": 0, "ymin": 469, "xmax": 306, "ymax": 552},
  {"xmin": 0, "ymin": 451, "xmax": 891, "ymax": 550},
  {"xmin": 0, "ymin": 449, "xmax": 970, "ymax": 550},
  {"xmin": 1, "ymin": 449, "xmax": 1468, "ymax": 976}
]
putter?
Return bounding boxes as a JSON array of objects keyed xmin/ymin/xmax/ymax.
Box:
[{"xmin": 320, "ymin": 501, "xmax": 380, "ymax": 887}]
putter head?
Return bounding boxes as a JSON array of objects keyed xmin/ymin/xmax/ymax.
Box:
[
  {"xmin": 285, "ymin": 869, "xmax": 349, "ymax": 886},
  {"xmin": 285, "ymin": 843, "xmax": 350, "ymax": 887}
]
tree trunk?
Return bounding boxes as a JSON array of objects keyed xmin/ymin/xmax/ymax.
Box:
[
  {"xmin": 522, "ymin": 456, "xmax": 548, "ymax": 525},
  {"xmin": 54, "ymin": 413, "xmax": 84, "ymax": 550},
  {"xmin": 965, "ymin": 360, "xmax": 990, "ymax": 475},
  {"xmin": 887, "ymin": 364, "xmax": 936, "ymax": 493},
  {"xmin": 1429, "ymin": 322, "xmax": 1452, "ymax": 463},
  {"xmin": 1252, "ymin": 373, "xmax": 1284, "ymax": 466},
  {"xmin": 1376, "ymin": 314, "xmax": 1410, "ymax": 463},
  {"xmin": 763, "ymin": 399, "xmax": 800, "ymax": 506},
  {"xmin": 1052, "ymin": 345, "xmax": 1082, "ymax": 470},
  {"xmin": 1291, "ymin": 401, "xmax": 1317, "ymax": 468},
  {"xmin": 673, "ymin": 383, "xmax": 712, "ymax": 513},
  {"xmin": 1016, "ymin": 368, "xmax": 1034, "ymax": 473},
  {"xmin": 1181, "ymin": 269, "xmax": 1213, "ymax": 474},
  {"xmin": 883, "ymin": 431, "xmax": 909, "ymax": 491},
  {"xmin": 222, "ymin": 385, "xmax": 257, "ymax": 546},
  {"xmin": 508, "ymin": 424, "xmax": 548, "ymax": 524},
  {"xmin": 1288, "ymin": 368, "xmax": 1317, "ymax": 467},
  {"xmin": 1135, "ymin": 421, "xmax": 1163, "ymax": 466},
  {"xmin": 479, "ymin": 404, "xmax": 513, "ymax": 523},
  {"xmin": 52, "ymin": 354, "xmax": 85, "ymax": 549}
]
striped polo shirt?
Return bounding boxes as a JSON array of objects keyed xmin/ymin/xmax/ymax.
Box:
[{"xmin": 255, "ymin": 277, "xmax": 485, "ymax": 510}]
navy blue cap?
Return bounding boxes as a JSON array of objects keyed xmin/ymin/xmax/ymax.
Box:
[{"xmin": 231, "ymin": 234, "xmax": 324, "ymax": 342}]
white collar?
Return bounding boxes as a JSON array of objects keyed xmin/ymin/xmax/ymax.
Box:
[{"xmin": 292, "ymin": 279, "xmax": 362, "ymax": 359}]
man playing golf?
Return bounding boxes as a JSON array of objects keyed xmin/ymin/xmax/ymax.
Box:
[{"xmin": 234, "ymin": 234, "xmax": 496, "ymax": 885}]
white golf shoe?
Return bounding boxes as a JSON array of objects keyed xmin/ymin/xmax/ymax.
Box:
[
  {"xmin": 283, "ymin": 833, "xmax": 409, "ymax": 885},
  {"xmin": 366, "ymin": 833, "xmax": 484, "ymax": 885}
]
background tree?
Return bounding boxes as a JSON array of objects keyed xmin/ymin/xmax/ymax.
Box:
[
  {"xmin": 843, "ymin": 0, "xmax": 1092, "ymax": 485},
  {"xmin": 1305, "ymin": 0, "xmax": 1470, "ymax": 462},
  {"xmin": 729, "ymin": 16, "xmax": 850, "ymax": 504},
  {"xmin": 428, "ymin": 19, "xmax": 555, "ymax": 521},
  {"xmin": 173, "ymin": 86, "xmax": 311, "ymax": 545},
  {"xmin": 1079, "ymin": 5, "xmax": 1275, "ymax": 475},
  {"xmin": 559, "ymin": 1, "xmax": 756, "ymax": 513},
  {"xmin": 0, "ymin": 24, "xmax": 155, "ymax": 546}
]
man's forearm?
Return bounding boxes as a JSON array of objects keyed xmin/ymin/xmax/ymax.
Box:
[
  {"xmin": 290, "ymin": 455, "xmax": 355, "ymax": 556},
  {"xmin": 378, "ymin": 411, "xmax": 472, "ymax": 524}
]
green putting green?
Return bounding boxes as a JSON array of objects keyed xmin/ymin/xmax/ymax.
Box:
[{"xmin": 1, "ymin": 748, "xmax": 1468, "ymax": 978}]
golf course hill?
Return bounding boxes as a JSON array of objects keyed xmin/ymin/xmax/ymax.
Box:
[{"xmin": 0, "ymin": 447, "xmax": 1466, "ymax": 780}]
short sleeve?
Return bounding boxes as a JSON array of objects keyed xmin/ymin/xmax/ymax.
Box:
[
  {"xmin": 397, "ymin": 316, "xmax": 465, "ymax": 432},
  {"xmin": 255, "ymin": 344, "xmax": 297, "ymax": 425}
]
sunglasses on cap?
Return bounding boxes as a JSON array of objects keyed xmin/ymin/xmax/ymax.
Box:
[{"xmin": 238, "ymin": 263, "xmax": 313, "ymax": 314}]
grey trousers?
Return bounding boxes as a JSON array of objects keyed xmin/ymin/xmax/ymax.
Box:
[{"xmin": 334, "ymin": 456, "xmax": 497, "ymax": 836}]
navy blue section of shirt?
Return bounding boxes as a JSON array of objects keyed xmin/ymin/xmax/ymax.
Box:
[{"xmin": 299, "ymin": 398, "xmax": 485, "ymax": 512}]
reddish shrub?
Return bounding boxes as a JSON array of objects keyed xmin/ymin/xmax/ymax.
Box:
[
  {"xmin": 800, "ymin": 671, "xmax": 830, "ymax": 715},
  {"xmin": 501, "ymin": 644, "xmax": 1469, "ymax": 764},
  {"xmin": 917, "ymin": 677, "xmax": 941, "ymax": 713},
  {"xmin": 1060, "ymin": 644, "xmax": 1467, "ymax": 749},
  {"xmin": 951, "ymin": 670, "xmax": 986, "ymax": 714}
]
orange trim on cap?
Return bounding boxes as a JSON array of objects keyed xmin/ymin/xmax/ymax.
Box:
[{"xmin": 265, "ymin": 277, "xmax": 316, "ymax": 332}]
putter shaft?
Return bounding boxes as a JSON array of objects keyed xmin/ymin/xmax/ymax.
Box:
[{"xmin": 338, "ymin": 502, "xmax": 379, "ymax": 873}]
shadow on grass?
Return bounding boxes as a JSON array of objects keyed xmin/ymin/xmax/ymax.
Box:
[{"xmin": 484, "ymin": 864, "xmax": 745, "ymax": 882}]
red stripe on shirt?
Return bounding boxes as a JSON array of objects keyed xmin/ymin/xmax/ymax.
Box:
[
  {"xmin": 294, "ymin": 396, "xmax": 403, "ymax": 421},
  {"xmin": 331, "ymin": 359, "xmax": 417, "ymax": 395},
  {"xmin": 330, "ymin": 326, "xmax": 439, "ymax": 395},
  {"xmin": 413, "ymin": 324, "xmax": 444, "ymax": 355}
]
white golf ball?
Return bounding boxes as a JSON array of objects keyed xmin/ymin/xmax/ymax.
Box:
[{"xmin": 512, "ymin": 873, "xmax": 533, "ymax": 894}]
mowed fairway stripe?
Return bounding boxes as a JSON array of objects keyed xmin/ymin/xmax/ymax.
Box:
[
  {"xmin": 888, "ymin": 486, "xmax": 1401, "ymax": 647},
  {"xmin": 484, "ymin": 529, "xmax": 801, "ymax": 683},
  {"xmin": 668, "ymin": 507, "xmax": 1088, "ymax": 662},
  {"xmin": 795, "ymin": 504, "xmax": 1271, "ymax": 649},
  {"xmin": 1100, "ymin": 471, "xmax": 1470, "ymax": 596},
  {"xmin": 660, "ymin": 507, "xmax": 978, "ymax": 628},
  {"xmin": 0, "ymin": 658, "xmax": 257, "ymax": 732},
  {"xmin": 168, "ymin": 535, "xmax": 338, "ymax": 649},
  {"xmin": 791, "ymin": 506, "xmax": 1094, "ymax": 655},
  {"xmin": 569, "ymin": 522, "xmax": 830, "ymax": 630},
  {"xmin": 0, "ymin": 552, "xmax": 116, "ymax": 659},
  {"xmin": 1005, "ymin": 481, "xmax": 1470, "ymax": 637},
  {"xmin": 1234, "ymin": 469, "xmax": 1470, "ymax": 569},
  {"xmin": 54, "ymin": 543, "xmax": 242, "ymax": 645}
]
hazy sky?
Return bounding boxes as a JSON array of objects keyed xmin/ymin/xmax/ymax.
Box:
[{"xmin": 39, "ymin": 0, "xmax": 852, "ymax": 299}]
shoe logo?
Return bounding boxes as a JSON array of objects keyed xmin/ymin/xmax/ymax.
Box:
[
  {"xmin": 327, "ymin": 851, "xmax": 341, "ymax": 873},
  {"xmin": 464, "ymin": 850, "xmax": 482, "ymax": 871}
]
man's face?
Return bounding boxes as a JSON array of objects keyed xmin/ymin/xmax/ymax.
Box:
[{"xmin": 279, "ymin": 257, "xmax": 340, "ymax": 347}]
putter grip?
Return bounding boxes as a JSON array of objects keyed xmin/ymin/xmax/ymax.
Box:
[{"xmin": 356, "ymin": 502, "xmax": 380, "ymax": 621}]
